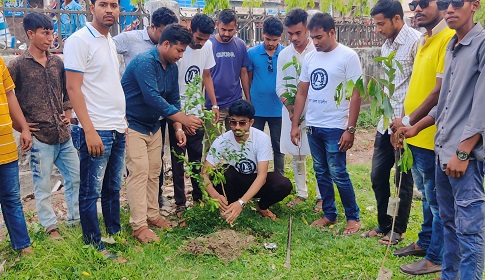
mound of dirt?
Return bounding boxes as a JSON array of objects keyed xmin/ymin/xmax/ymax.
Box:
[{"xmin": 184, "ymin": 229, "xmax": 256, "ymax": 262}]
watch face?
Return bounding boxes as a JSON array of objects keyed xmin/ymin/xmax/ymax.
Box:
[
  {"xmin": 457, "ymin": 151, "xmax": 469, "ymax": 160},
  {"xmin": 347, "ymin": 127, "xmax": 356, "ymax": 134}
]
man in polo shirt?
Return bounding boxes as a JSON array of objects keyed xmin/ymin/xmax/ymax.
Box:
[
  {"xmin": 122, "ymin": 24, "xmax": 203, "ymax": 243},
  {"xmin": 113, "ymin": 7, "xmax": 178, "ymax": 208},
  {"xmin": 276, "ymin": 8, "xmax": 322, "ymax": 210},
  {"xmin": 247, "ymin": 16, "xmax": 285, "ymax": 175},
  {"xmin": 169, "ymin": 14, "xmax": 218, "ymax": 215},
  {"xmin": 364, "ymin": 0, "xmax": 420, "ymax": 246},
  {"xmin": 64, "ymin": 0, "xmax": 127, "ymax": 258},
  {"xmin": 397, "ymin": 0, "xmax": 485, "ymax": 277},
  {"xmin": 389, "ymin": 0, "xmax": 454, "ymax": 275}
]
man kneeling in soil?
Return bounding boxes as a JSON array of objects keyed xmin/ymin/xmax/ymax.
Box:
[{"xmin": 202, "ymin": 100, "xmax": 292, "ymax": 224}]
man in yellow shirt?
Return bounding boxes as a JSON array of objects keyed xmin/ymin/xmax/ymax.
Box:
[
  {"xmin": 390, "ymin": 0, "xmax": 454, "ymax": 275},
  {"xmin": 0, "ymin": 56, "xmax": 33, "ymax": 253}
]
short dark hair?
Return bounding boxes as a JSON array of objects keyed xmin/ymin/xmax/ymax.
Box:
[
  {"xmin": 191, "ymin": 13, "xmax": 215, "ymax": 35},
  {"xmin": 284, "ymin": 8, "xmax": 308, "ymax": 27},
  {"xmin": 152, "ymin": 7, "xmax": 178, "ymax": 28},
  {"xmin": 159, "ymin": 23, "xmax": 192, "ymax": 46},
  {"xmin": 263, "ymin": 16, "xmax": 283, "ymax": 37},
  {"xmin": 90, "ymin": 0, "xmax": 121, "ymax": 5},
  {"xmin": 228, "ymin": 100, "xmax": 255, "ymax": 119},
  {"xmin": 218, "ymin": 9, "xmax": 237, "ymax": 25},
  {"xmin": 307, "ymin": 12, "xmax": 335, "ymax": 32},
  {"xmin": 23, "ymin": 12, "xmax": 54, "ymax": 34},
  {"xmin": 370, "ymin": 0, "xmax": 404, "ymax": 20}
]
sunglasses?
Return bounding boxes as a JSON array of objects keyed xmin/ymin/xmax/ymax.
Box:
[
  {"xmin": 229, "ymin": 119, "xmax": 249, "ymax": 127},
  {"xmin": 436, "ymin": 0, "xmax": 468, "ymax": 10},
  {"xmin": 409, "ymin": 0, "xmax": 434, "ymax": 11},
  {"xmin": 267, "ymin": 56, "xmax": 273, "ymax": 72}
]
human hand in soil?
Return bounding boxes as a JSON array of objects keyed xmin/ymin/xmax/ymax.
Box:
[{"xmin": 223, "ymin": 202, "xmax": 243, "ymax": 224}]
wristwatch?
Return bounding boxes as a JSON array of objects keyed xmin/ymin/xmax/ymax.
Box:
[
  {"xmin": 456, "ymin": 150, "xmax": 470, "ymax": 161},
  {"xmin": 346, "ymin": 126, "xmax": 356, "ymax": 134},
  {"xmin": 402, "ymin": 116, "xmax": 411, "ymax": 127},
  {"xmin": 237, "ymin": 199, "xmax": 246, "ymax": 208}
]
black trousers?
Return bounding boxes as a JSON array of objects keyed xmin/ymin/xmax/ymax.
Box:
[
  {"xmin": 370, "ymin": 131, "xmax": 414, "ymax": 234},
  {"xmin": 158, "ymin": 119, "xmax": 167, "ymax": 203},
  {"xmin": 214, "ymin": 166, "xmax": 292, "ymax": 210},
  {"xmin": 168, "ymin": 125, "xmax": 204, "ymax": 206}
]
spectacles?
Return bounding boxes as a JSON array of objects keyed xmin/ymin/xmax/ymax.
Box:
[
  {"xmin": 409, "ymin": 0, "xmax": 433, "ymax": 11},
  {"xmin": 437, "ymin": 0, "xmax": 467, "ymax": 10},
  {"xmin": 229, "ymin": 119, "xmax": 249, "ymax": 127},
  {"xmin": 267, "ymin": 56, "xmax": 273, "ymax": 72}
]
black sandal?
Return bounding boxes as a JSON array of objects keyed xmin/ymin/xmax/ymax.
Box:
[{"xmin": 378, "ymin": 231, "xmax": 403, "ymax": 246}]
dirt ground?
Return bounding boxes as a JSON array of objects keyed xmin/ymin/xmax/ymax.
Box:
[
  {"xmin": 0, "ymin": 129, "xmax": 375, "ymax": 240},
  {"xmin": 184, "ymin": 229, "xmax": 256, "ymax": 262}
]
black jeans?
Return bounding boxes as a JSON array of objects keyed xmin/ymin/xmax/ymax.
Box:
[
  {"xmin": 370, "ymin": 131, "xmax": 413, "ymax": 234},
  {"xmin": 168, "ymin": 125, "xmax": 204, "ymax": 206},
  {"xmin": 214, "ymin": 166, "xmax": 292, "ymax": 209},
  {"xmin": 253, "ymin": 116, "xmax": 285, "ymax": 174},
  {"xmin": 158, "ymin": 119, "xmax": 167, "ymax": 204}
]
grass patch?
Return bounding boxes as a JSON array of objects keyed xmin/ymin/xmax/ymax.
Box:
[
  {"xmin": 357, "ymin": 108, "xmax": 379, "ymax": 129},
  {"xmin": 0, "ymin": 163, "xmax": 434, "ymax": 279}
]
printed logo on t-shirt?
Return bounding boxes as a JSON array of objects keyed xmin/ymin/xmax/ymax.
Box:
[
  {"xmin": 235, "ymin": 158, "xmax": 257, "ymax": 174},
  {"xmin": 216, "ymin": 52, "xmax": 235, "ymax": 58},
  {"xmin": 185, "ymin": 65, "xmax": 201, "ymax": 84},
  {"xmin": 310, "ymin": 68, "xmax": 328, "ymax": 90}
]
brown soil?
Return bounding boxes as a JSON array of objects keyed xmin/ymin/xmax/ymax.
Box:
[
  {"xmin": 184, "ymin": 229, "xmax": 256, "ymax": 262},
  {"xmin": 348, "ymin": 129, "xmax": 375, "ymax": 165}
]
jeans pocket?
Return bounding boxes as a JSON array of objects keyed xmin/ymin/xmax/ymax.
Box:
[{"xmin": 456, "ymin": 199, "xmax": 485, "ymax": 234}]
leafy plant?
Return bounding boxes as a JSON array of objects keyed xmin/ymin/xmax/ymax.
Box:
[{"xmin": 335, "ymin": 51, "xmax": 412, "ymax": 173}]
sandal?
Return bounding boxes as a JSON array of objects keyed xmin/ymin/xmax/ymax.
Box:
[
  {"xmin": 175, "ymin": 205, "xmax": 187, "ymax": 219},
  {"xmin": 132, "ymin": 226, "xmax": 160, "ymax": 243},
  {"xmin": 287, "ymin": 197, "xmax": 306, "ymax": 208},
  {"xmin": 311, "ymin": 217, "xmax": 337, "ymax": 227},
  {"xmin": 313, "ymin": 199, "xmax": 323, "ymax": 213},
  {"xmin": 147, "ymin": 216, "xmax": 172, "ymax": 229},
  {"xmin": 343, "ymin": 220, "xmax": 362, "ymax": 235},
  {"xmin": 379, "ymin": 231, "xmax": 403, "ymax": 246},
  {"xmin": 256, "ymin": 204, "xmax": 278, "ymax": 221},
  {"xmin": 361, "ymin": 227, "xmax": 387, "ymax": 238},
  {"xmin": 46, "ymin": 227, "xmax": 63, "ymax": 240}
]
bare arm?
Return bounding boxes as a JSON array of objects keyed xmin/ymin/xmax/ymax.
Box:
[
  {"xmin": 240, "ymin": 67, "xmax": 251, "ymax": 103},
  {"xmin": 202, "ymin": 69, "xmax": 219, "ymax": 123},
  {"xmin": 66, "ymin": 70, "xmax": 104, "ymax": 157},
  {"xmin": 409, "ymin": 77, "xmax": 442, "ymax": 125},
  {"xmin": 201, "ymin": 160, "xmax": 228, "ymax": 211},
  {"xmin": 6, "ymin": 90, "xmax": 32, "ymax": 151},
  {"xmin": 290, "ymin": 81, "xmax": 309, "ymax": 146}
]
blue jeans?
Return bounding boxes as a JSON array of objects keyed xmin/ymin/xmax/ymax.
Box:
[
  {"xmin": 253, "ymin": 116, "xmax": 284, "ymax": 174},
  {"xmin": 30, "ymin": 137, "xmax": 80, "ymax": 229},
  {"xmin": 0, "ymin": 161, "xmax": 31, "ymax": 250},
  {"xmin": 79, "ymin": 129, "xmax": 126, "ymax": 250},
  {"xmin": 436, "ymin": 158, "xmax": 485, "ymax": 280},
  {"xmin": 71, "ymin": 124, "xmax": 81, "ymax": 151},
  {"xmin": 410, "ymin": 145, "xmax": 443, "ymax": 265},
  {"xmin": 307, "ymin": 127, "xmax": 360, "ymax": 221}
]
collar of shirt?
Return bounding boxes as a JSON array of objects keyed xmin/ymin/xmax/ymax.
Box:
[
  {"xmin": 449, "ymin": 22, "xmax": 483, "ymax": 49},
  {"xmin": 85, "ymin": 22, "xmax": 108, "ymax": 38},
  {"xmin": 23, "ymin": 49, "xmax": 52, "ymax": 61},
  {"xmin": 142, "ymin": 27, "xmax": 151, "ymax": 42},
  {"xmin": 290, "ymin": 38, "xmax": 313, "ymax": 55},
  {"xmin": 148, "ymin": 47, "xmax": 175, "ymax": 69},
  {"xmin": 420, "ymin": 19, "xmax": 449, "ymax": 45}
]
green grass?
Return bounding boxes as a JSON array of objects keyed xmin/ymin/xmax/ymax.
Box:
[
  {"xmin": 357, "ymin": 108, "xmax": 380, "ymax": 129},
  {"xmin": 0, "ymin": 163, "xmax": 435, "ymax": 280}
]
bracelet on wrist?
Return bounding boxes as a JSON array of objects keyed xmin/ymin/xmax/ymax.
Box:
[
  {"xmin": 175, "ymin": 128, "xmax": 184, "ymax": 133},
  {"xmin": 212, "ymin": 105, "xmax": 219, "ymax": 109}
]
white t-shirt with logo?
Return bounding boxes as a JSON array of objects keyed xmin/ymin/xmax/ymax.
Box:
[
  {"xmin": 206, "ymin": 127, "xmax": 272, "ymax": 174},
  {"xmin": 176, "ymin": 40, "xmax": 216, "ymax": 116},
  {"xmin": 299, "ymin": 44, "xmax": 362, "ymax": 129}
]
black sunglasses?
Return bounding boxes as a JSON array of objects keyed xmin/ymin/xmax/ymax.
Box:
[
  {"xmin": 409, "ymin": 0, "xmax": 433, "ymax": 11},
  {"xmin": 437, "ymin": 0, "xmax": 467, "ymax": 10},
  {"xmin": 229, "ymin": 119, "xmax": 249, "ymax": 127},
  {"xmin": 267, "ymin": 56, "xmax": 273, "ymax": 72}
]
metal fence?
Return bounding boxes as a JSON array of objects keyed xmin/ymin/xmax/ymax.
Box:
[{"xmin": 0, "ymin": 3, "xmax": 384, "ymax": 54}]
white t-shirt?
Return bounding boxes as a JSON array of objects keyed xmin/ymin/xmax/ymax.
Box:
[
  {"xmin": 176, "ymin": 41, "xmax": 216, "ymax": 116},
  {"xmin": 64, "ymin": 23, "xmax": 127, "ymax": 133},
  {"xmin": 206, "ymin": 127, "xmax": 272, "ymax": 174},
  {"xmin": 299, "ymin": 44, "xmax": 362, "ymax": 129}
]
